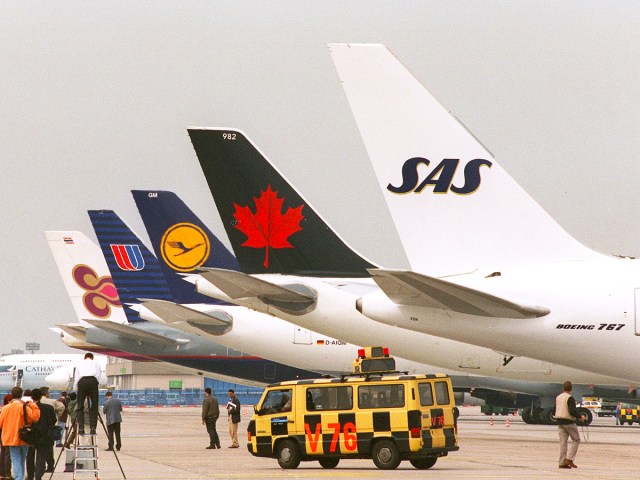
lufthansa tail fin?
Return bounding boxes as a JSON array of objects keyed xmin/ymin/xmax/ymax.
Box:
[
  {"xmin": 330, "ymin": 43, "xmax": 600, "ymax": 276},
  {"xmin": 46, "ymin": 231, "xmax": 128, "ymax": 324},
  {"xmin": 188, "ymin": 128, "xmax": 377, "ymax": 277},
  {"xmin": 131, "ymin": 189, "xmax": 238, "ymax": 304},
  {"xmin": 88, "ymin": 210, "xmax": 174, "ymax": 322}
]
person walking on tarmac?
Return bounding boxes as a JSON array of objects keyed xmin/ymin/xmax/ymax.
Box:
[
  {"xmin": 553, "ymin": 381, "xmax": 585, "ymax": 469},
  {"xmin": 226, "ymin": 389, "xmax": 240, "ymax": 448},
  {"xmin": 73, "ymin": 353, "xmax": 102, "ymax": 435},
  {"xmin": 201, "ymin": 388, "xmax": 220, "ymax": 450}
]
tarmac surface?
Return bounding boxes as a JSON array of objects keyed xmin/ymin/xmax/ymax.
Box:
[{"xmin": 47, "ymin": 406, "xmax": 639, "ymax": 480}]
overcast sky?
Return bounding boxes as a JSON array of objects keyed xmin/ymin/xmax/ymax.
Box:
[{"xmin": 1, "ymin": 1, "xmax": 638, "ymax": 355}]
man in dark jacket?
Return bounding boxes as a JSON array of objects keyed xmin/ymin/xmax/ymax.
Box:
[
  {"xmin": 102, "ymin": 392, "xmax": 123, "ymax": 451},
  {"xmin": 226, "ymin": 389, "xmax": 240, "ymax": 448},
  {"xmin": 30, "ymin": 389, "xmax": 56, "ymax": 480},
  {"xmin": 201, "ymin": 388, "xmax": 220, "ymax": 449}
]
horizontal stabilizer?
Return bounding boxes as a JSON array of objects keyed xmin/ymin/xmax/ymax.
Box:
[
  {"xmin": 139, "ymin": 299, "xmax": 232, "ymax": 325},
  {"xmin": 55, "ymin": 323, "xmax": 88, "ymax": 337},
  {"xmin": 369, "ymin": 269, "xmax": 549, "ymax": 318},
  {"xmin": 199, "ymin": 268, "xmax": 314, "ymax": 303},
  {"xmin": 83, "ymin": 319, "xmax": 191, "ymax": 346}
]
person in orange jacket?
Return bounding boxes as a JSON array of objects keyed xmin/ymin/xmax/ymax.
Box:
[{"xmin": 0, "ymin": 386, "xmax": 40, "ymax": 480}]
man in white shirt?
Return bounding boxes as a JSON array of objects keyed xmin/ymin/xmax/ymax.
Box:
[{"xmin": 73, "ymin": 353, "xmax": 102, "ymax": 435}]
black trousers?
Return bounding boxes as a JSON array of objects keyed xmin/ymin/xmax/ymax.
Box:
[
  {"xmin": 77, "ymin": 376, "xmax": 99, "ymax": 430},
  {"xmin": 107, "ymin": 423, "xmax": 121, "ymax": 450},
  {"xmin": 205, "ymin": 417, "xmax": 220, "ymax": 447},
  {"xmin": 26, "ymin": 440, "xmax": 51, "ymax": 480}
]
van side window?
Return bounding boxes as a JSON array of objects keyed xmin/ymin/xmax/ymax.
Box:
[
  {"xmin": 258, "ymin": 389, "xmax": 293, "ymax": 415},
  {"xmin": 358, "ymin": 384, "xmax": 405, "ymax": 409},
  {"xmin": 434, "ymin": 381, "xmax": 450, "ymax": 405},
  {"xmin": 306, "ymin": 386, "xmax": 353, "ymax": 411},
  {"xmin": 418, "ymin": 382, "xmax": 434, "ymax": 406}
]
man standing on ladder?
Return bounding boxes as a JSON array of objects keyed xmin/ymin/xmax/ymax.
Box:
[{"xmin": 73, "ymin": 353, "xmax": 101, "ymax": 435}]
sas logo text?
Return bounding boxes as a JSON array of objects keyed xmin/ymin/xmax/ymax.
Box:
[{"xmin": 387, "ymin": 158, "xmax": 492, "ymax": 195}]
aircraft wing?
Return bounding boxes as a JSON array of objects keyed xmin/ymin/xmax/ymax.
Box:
[
  {"xmin": 82, "ymin": 319, "xmax": 190, "ymax": 346},
  {"xmin": 55, "ymin": 324, "xmax": 87, "ymax": 337},
  {"xmin": 368, "ymin": 269, "xmax": 549, "ymax": 318},
  {"xmin": 199, "ymin": 268, "xmax": 315, "ymax": 304}
]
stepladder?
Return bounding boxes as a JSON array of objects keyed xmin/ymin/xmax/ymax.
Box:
[{"xmin": 74, "ymin": 432, "xmax": 100, "ymax": 480}]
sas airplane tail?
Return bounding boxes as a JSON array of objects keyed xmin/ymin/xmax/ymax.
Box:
[
  {"xmin": 329, "ymin": 43, "xmax": 600, "ymax": 276},
  {"xmin": 188, "ymin": 128, "xmax": 378, "ymax": 277},
  {"xmin": 46, "ymin": 231, "xmax": 128, "ymax": 324},
  {"xmin": 131, "ymin": 189, "xmax": 238, "ymax": 303}
]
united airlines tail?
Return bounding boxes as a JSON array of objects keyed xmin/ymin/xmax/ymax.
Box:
[
  {"xmin": 188, "ymin": 128, "xmax": 377, "ymax": 277},
  {"xmin": 329, "ymin": 43, "xmax": 600, "ymax": 276},
  {"xmin": 88, "ymin": 210, "xmax": 173, "ymax": 322},
  {"xmin": 46, "ymin": 231, "xmax": 127, "ymax": 324}
]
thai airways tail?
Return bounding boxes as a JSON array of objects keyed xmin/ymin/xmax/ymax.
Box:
[
  {"xmin": 329, "ymin": 43, "xmax": 600, "ymax": 276},
  {"xmin": 45, "ymin": 231, "xmax": 128, "ymax": 324},
  {"xmin": 187, "ymin": 128, "xmax": 378, "ymax": 277}
]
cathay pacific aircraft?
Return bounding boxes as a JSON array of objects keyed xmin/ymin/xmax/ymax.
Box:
[{"xmin": 0, "ymin": 353, "xmax": 107, "ymax": 390}]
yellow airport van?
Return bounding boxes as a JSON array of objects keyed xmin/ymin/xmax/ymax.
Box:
[{"xmin": 247, "ymin": 347, "xmax": 459, "ymax": 470}]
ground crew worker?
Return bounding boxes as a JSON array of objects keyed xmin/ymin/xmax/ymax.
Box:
[{"xmin": 553, "ymin": 381, "xmax": 584, "ymax": 469}]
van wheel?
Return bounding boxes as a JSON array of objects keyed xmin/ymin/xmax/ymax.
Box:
[
  {"xmin": 318, "ymin": 458, "xmax": 340, "ymax": 469},
  {"xmin": 276, "ymin": 439, "xmax": 301, "ymax": 469},
  {"xmin": 410, "ymin": 457, "xmax": 437, "ymax": 469},
  {"xmin": 371, "ymin": 439, "xmax": 401, "ymax": 470}
]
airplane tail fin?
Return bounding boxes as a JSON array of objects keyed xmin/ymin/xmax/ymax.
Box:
[
  {"xmin": 45, "ymin": 231, "xmax": 128, "ymax": 324},
  {"xmin": 187, "ymin": 128, "xmax": 378, "ymax": 276},
  {"xmin": 329, "ymin": 43, "xmax": 599, "ymax": 276},
  {"xmin": 131, "ymin": 189, "xmax": 238, "ymax": 303},
  {"xmin": 88, "ymin": 210, "xmax": 173, "ymax": 322}
]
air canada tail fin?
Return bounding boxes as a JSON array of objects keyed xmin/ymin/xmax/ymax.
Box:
[
  {"xmin": 131, "ymin": 190, "xmax": 239, "ymax": 303},
  {"xmin": 329, "ymin": 43, "xmax": 600, "ymax": 276},
  {"xmin": 188, "ymin": 128, "xmax": 377, "ymax": 277},
  {"xmin": 45, "ymin": 231, "xmax": 128, "ymax": 324},
  {"xmin": 88, "ymin": 210, "xmax": 173, "ymax": 322}
]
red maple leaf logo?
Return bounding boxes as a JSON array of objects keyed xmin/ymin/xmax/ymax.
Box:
[{"xmin": 233, "ymin": 185, "xmax": 304, "ymax": 268}]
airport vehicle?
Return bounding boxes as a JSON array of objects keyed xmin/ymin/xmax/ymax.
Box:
[
  {"xmin": 580, "ymin": 399, "xmax": 601, "ymax": 413},
  {"xmin": 480, "ymin": 405, "xmax": 517, "ymax": 416},
  {"xmin": 247, "ymin": 347, "xmax": 458, "ymax": 470},
  {"xmin": 597, "ymin": 401, "xmax": 617, "ymax": 417},
  {"xmin": 186, "ymin": 126, "xmax": 636, "ymax": 425},
  {"xmin": 0, "ymin": 353, "xmax": 107, "ymax": 390},
  {"xmin": 618, "ymin": 407, "xmax": 640, "ymax": 425},
  {"xmin": 327, "ymin": 43, "xmax": 640, "ymax": 384}
]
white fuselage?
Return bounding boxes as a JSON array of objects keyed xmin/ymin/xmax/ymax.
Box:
[
  {"xmin": 136, "ymin": 303, "xmax": 448, "ymax": 377},
  {"xmin": 0, "ymin": 354, "xmax": 107, "ymax": 390},
  {"xmin": 193, "ymin": 273, "xmax": 633, "ymax": 386},
  {"xmin": 358, "ymin": 256, "xmax": 640, "ymax": 383}
]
